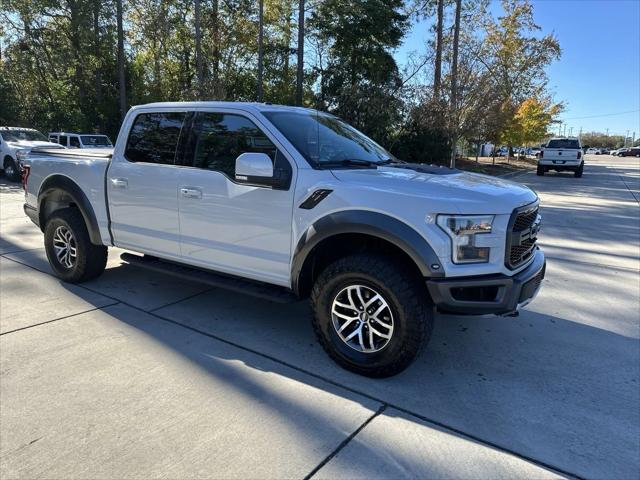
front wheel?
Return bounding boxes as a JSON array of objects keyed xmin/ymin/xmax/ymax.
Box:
[
  {"xmin": 310, "ymin": 254, "xmax": 433, "ymax": 377},
  {"xmin": 44, "ymin": 208, "xmax": 108, "ymax": 283}
]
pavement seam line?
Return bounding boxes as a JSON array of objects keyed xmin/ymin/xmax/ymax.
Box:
[
  {"xmin": 0, "ymin": 255, "xmax": 584, "ymax": 480},
  {"xmin": 0, "ymin": 302, "xmax": 120, "ymax": 336},
  {"xmin": 147, "ymin": 287, "xmax": 216, "ymax": 313},
  {"xmin": 618, "ymin": 174, "xmax": 640, "ymax": 204},
  {"xmin": 303, "ymin": 404, "xmax": 387, "ymax": 480}
]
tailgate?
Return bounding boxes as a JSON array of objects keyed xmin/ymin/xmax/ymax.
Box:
[{"xmin": 542, "ymin": 148, "xmax": 581, "ymax": 162}]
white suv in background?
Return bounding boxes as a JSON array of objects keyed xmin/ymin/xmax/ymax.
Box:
[
  {"xmin": 0, "ymin": 127, "xmax": 62, "ymax": 182},
  {"xmin": 49, "ymin": 132, "xmax": 113, "ymax": 149}
]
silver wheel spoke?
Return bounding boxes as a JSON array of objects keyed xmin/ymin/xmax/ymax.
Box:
[
  {"xmin": 333, "ymin": 311, "xmax": 358, "ymax": 322},
  {"xmin": 339, "ymin": 318, "xmax": 357, "ymax": 333},
  {"xmin": 369, "ymin": 326, "xmax": 391, "ymax": 339}
]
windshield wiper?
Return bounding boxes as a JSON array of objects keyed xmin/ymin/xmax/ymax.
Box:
[{"xmin": 319, "ymin": 159, "xmax": 380, "ymax": 169}]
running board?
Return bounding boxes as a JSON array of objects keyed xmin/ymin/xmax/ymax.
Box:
[{"xmin": 120, "ymin": 253, "xmax": 299, "ymax": 304}]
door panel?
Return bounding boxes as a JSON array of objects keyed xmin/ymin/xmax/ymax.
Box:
[
  {"xmin": 177, "ymin": 111, "xmax": 295, "ymax": 286},
  {"xmin": 107, "ymin": 110, "xmax": 186, "ymax": 258},
  {"xmin": 108, "ymin": 162, "xmax": 181, "ymax": 257},
  {"xmin": 179, "ymin": 169, "xmax": 293, "ymax": 285}
]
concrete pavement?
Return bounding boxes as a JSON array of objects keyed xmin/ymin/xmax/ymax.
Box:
[{"xmin": 1, "ymin": 155, "xmax": 638, "ymax": 479}]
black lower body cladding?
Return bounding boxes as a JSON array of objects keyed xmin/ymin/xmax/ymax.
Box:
[{"xmin": 426, "ymin": 249, "xmax": 546, "ymax": 315}]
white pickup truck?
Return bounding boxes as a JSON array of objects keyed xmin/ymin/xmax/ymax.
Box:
[
  {"xmin": 22, "ymin": 102, "xmax": 545, "ymax": 377},
  {"xmin": 537, "ymin": 137, "xmax": 584, "ymax": 177},
  {"xmin": 1, "ymin": 127, "xmax": 63, "ymax": 181}
]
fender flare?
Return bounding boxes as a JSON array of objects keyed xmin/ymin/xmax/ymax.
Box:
[
  {"xmin": 291, "ymin": 210, "xmax": 444, "ymax": 295},
  {"xmin": 38, "ymin": 175, "xmax": 103, "ymax": 245}
]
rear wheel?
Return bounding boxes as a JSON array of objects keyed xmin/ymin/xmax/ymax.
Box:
[
  {"xmin": 574, "ymin": 162, "xmax": 584, "ymax": 178},
  {"xmin": 3, "ymin": 156, "xmax": 20, "ymax": 182},
  {"xmin": 310, "ymin": 254, "xmax": 433, "ymax": 377},
  {"xmin": 536, "ymin": 165, "xmax": 545, "ymax": 176},
  {"xmin": 44, "ymin": 208, "xmax": 108, "ymax": 283}
]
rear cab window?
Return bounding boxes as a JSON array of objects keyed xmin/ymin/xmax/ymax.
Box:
[{"xmin": 124, "ymin": 111, "xmax": 186, "ymax": 164}]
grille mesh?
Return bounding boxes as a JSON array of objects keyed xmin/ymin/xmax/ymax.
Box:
[{"xmin": 507, "ymin": 205, "xmax": 539, "ymax": 269}]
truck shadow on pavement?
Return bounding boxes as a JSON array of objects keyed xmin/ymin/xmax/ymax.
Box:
[{"xmin": 2, "ymin": 234, "xmax": 638, "ymax": 479}]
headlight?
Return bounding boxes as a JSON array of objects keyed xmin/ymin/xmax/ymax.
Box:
[{"xmin": 436, "ymin": 215, "xmax": 494, "ymax": 264}]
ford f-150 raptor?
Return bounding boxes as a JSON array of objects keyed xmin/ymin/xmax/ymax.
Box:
[{"xmin": 22, "ymin": 102, "xmax": 546, "ymax": 377}]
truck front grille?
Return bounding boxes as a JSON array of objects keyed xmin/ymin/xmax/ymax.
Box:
[{"xmin": 506, "ymin": 203, "xmax": 540, "ymax": 269}]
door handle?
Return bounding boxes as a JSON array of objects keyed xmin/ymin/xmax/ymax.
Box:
[
  {"xmin": 110, "ymin": 177, "xmax": 128, "ymax": 188},
  {"xmin": 180, "ymin": 187, "xmax": 202, "ymax": 199}
]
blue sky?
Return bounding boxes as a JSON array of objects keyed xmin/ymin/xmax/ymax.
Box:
[{"xmin": 396, "ymin": 0, "xmax": 640, "ymax": 138}]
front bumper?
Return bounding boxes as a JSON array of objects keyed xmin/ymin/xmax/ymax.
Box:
[{"xmin": 426, "ymin": 249, "xmax": 546, "ymax": 315}]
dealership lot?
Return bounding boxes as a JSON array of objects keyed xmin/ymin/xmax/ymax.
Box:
[{"xmin": 1, "ymin": 155, "xmax": 638, "ymax": 479}]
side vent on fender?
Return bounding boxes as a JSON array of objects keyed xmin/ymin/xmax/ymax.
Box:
[{"xmin": 299, "ymin": 189, "xmax": 333, "ymax": 210}]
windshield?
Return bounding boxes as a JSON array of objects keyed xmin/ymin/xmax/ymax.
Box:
[
  {"xmin": 547, "ymin": 139, "xmax": 580, "ymax": 149},
  {"xmin": 262, "ymin": 111, "xmax": 394, "ymax": 167},
  {"xmin": 0, "ymin": 129, "xmax": 48, "ymax": 142},
  {"xmin": 80, "ymin": 135, "xmax": 112, "ymax": 147}
]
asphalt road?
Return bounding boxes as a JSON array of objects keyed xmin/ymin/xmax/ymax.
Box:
[{"xmin": 1, "ymin": 154, "xmax": 638, "ymax": 479}]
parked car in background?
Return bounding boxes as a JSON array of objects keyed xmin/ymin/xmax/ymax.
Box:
[
  {"xmin": 586, "ymin": 147, "xmax": 601, "ymax": 155},
  {"xmin": 21, "ymin": 101, "xmax": 545, "ymax": 377},
  {"xmin": 538, "ymin": 137, "xmax": 584, "ymax": 177},
  {"xmin": 601, "ymin": 148, "xmax": 610, "ymax": 154},
  {"xmin": 49, "ymin": 132, "xmax": 113, "ymax": 149},
  {"xmin": 529, "ymin": 147, "xmax": 542, "ymax": 158},
  {"xmin": 1, "ymin": 127, "xmax": 63, "ymax": 182},
  {"xmin": 618, "ymin": 147, "xmax": 640, "ymax": 157},
  {"xmin": 612, "ymin": 148, "xmax": 628, "ymax": 156}
]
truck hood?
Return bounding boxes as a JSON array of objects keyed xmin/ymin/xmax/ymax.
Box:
[{"xmin": 331, "ymin": 164, "xmax": 538, "ymax": 214}]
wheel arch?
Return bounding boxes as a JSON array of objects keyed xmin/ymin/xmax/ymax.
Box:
[
  {"xmin": 38, "ymin": 174, "xmax": 103, "ymax": 245},
  {"xmin": 292, "ymin": 210, "xmax": 443, "ymax": 298}
]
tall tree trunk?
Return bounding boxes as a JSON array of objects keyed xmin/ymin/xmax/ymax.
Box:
[
  {"xmin": 295, "ymin": 0, "xmax": 305, "ymax": 106},
  {"xmin": 257, "ymin": 0, "xmax": 264, "ymax": 102},
  {"xmin": 116, "ymin": 0, "xmax": 126, "ymax": 120},
  {"xmin": 212, "ymin": 0, "xmax": 220, "ymax": 98},
  {"xmin": 433, "ymin": 0, "xmax": 444, "ymax": 98},
  {"xmin": 93, "ymin": 0, "xmax": 102, "ymax": 131},
  {"xmin": 449, "ymin": 0, "xmax": 461, "ymax": 168},
  {"xmin": 195, "ymin": 0, "xmax": 202, "ymax": 98}
]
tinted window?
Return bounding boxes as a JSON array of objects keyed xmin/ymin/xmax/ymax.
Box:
[
  {"xmin": 81, "ymin": 135, "xmax": 112, "ymax": 147},
  {"xmin": 184, "ymin": 113, "xmax": 277, "ymax": 178},
  {"xmin": 70, "ymin": 136, "xmax": 81, "ymax": 148},
  {"xmin": 547, "ymin": 139, "xmax": 580, "ymax": 149},
  {"xmin": 125, "ymin": 112, "xmax": 186, "ymax": 164},
  {"xmin": 59, "ymin": 135, "xmax": 68, "ymax": 146},
  {"xmin": 263, "ymin": 111, "xmax": 393, "ymax": 166}
]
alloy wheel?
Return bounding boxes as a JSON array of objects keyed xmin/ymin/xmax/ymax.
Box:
[
  {"xmin": 331, "ymin": 284, "xmax": 394, "ymax": 353},
  {"xmin": 53, "ymin": 225, "xmax": 77, "ymax": 269}
]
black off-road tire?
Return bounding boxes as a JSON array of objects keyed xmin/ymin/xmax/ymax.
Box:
[
  {"xmin": 574, "ymin": 162, "xmax": 584, "ymax": 178},
  {"xmin": 536, "ymin": 165, "xmax": 545, "ymax": 176},
  {"xmin": 3, "ymin": 156, "xmax": 20, "ymax": 182},
  {"xmin": 310, "ymin": 254, "xmax": 433, "ymax": 378},
  {"xmin": 44, "ymin": 208, "xmax": 108, "ymax": 283}
]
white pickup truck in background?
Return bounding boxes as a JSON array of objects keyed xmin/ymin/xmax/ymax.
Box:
[
  {"xmin": 21, "ymin": 102, "xmax": 546, "ymax": 377},
  {"xmin": 537, "ymin": 137, "xmax": 584, "ymax": 177},
  {"xmin": 0, "ymin": 127, "xmax": 63, "ymax": 181}
]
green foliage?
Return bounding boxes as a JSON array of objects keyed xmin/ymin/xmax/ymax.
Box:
[
  {"xmin": 0, "ymin": 0, "xmax": 565, "ymax": 161},
  {"xmin": 309, "ymin": 0, "xmax": 407, "ymax": 144}
]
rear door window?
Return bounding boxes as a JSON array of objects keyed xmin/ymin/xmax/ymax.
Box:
[
  {"xmin": 59, "ymin": 135, "xmax": 68, "ymax": 147},
  {"xmin": 547, "ymin": 139, "xmax": 580, "ymax": 149},
  {"xmin": 125, "ymin": 112, "xmax": 186, "ymax": 164}
]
